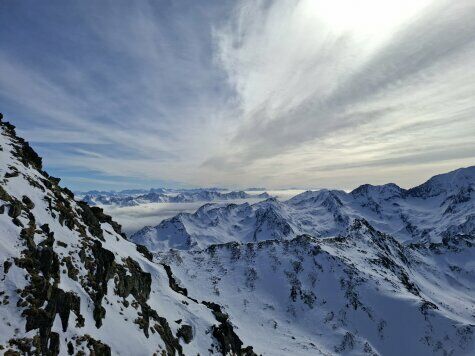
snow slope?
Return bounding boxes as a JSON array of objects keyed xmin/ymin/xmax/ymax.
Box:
[
  {"xmin": 131, "ymin": 168, "xmax": 475, "ymax": 250},
  {"xmin": 0, "ymin": 117, "xmax": 256, "ymax": 355},
  {"xmin": 159, "ymin": 221, "xmax": 475, "ymax": 355}
]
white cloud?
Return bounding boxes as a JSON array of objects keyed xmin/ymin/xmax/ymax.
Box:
[
  {"xmin": 205, "ymin": 0, "xmax": 475, "ymax": 188},
  {"xmin": 1, "ymin": 0, "xmax": 474, "ymax": 190}
]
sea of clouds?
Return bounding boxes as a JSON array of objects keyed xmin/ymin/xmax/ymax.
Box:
[{"xmin": 102, "ymin": 190, "xmax": 305, "ymax": 235}]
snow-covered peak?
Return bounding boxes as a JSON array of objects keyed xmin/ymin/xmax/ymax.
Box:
[
  {"xmin": 287, "ymin": 189, "xmax": 343, "ymax": 205},
  {"xmin": 80, "ymin": 188, "xmax": 271, "ymax": 207},
  {"xmin": 351, "ymin": 182, "xmax": 404, "ymax": 200},
  {"xmin": 408, "ymin": 166, "xmax": 475, "ymax": 197},
  {"xmin": 160, "ymin": 222, "xmax": 475, "ymax": 355},
  {"xmin": 134, "ymin": 166, "xmax": 475, "ymax": 251}
]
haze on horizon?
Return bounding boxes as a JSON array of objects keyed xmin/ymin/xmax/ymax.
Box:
[{"xmin": 1, "ymin": 0, "xmax": 474, "ymax": 191}]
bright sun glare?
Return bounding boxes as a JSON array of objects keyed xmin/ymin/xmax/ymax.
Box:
[{"xmin": 307, "ymin": 0, "xmax": 433, "ymax": 34}]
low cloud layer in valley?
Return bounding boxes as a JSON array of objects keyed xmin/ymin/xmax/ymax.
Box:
[{"xmin": 101, "ymin": 190, "xmax": 303, "ymax": 235}]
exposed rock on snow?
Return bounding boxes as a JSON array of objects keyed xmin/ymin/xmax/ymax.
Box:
[
  {"xmin": 0, "ymin": 116, "xmax": 254, "ymax": 355},
  {"xmin": 159, "ymin": 220, "xmax": 475, "ymax": 355}
]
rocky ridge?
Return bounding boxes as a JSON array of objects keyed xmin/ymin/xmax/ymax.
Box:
[{"xmin": 0, "ymin": 115, "xmax": 255, "ymax": 355}]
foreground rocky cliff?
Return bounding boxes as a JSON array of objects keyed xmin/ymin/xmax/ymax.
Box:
[{"xmin": 0, "ymin": 115, "xmax": 255, "ymax": 355}]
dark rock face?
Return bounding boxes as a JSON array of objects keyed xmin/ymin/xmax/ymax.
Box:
[
  {"xmin": 6, "ymin": 194, "xmax": 182, "ymax": 354},
  {"xmin": 1, "ymin": 120, "xmax": 42, "ymax": 171},
  {"xmin": 78, "ymin": 201, "xmax": 105, "ymax": 241},
  {"xmin": 116, "ymin": 258, "xmax": 152, "ymax": 303},
  {"xmin": 136, "ymin": 244, "xmax": 154, "ymax": 261},
  {"xmin": 3, "ymin": 260, "xmax": 12, "ymax": 274},
  {"xmin": 202, "ymin": 301, "xmax": 257, "ymax": 356},
  {"xmin": 1, "ymin": 116, "xmax": 210, "ymax": 355},
  {"xmin": 21, "ymin": 195, "xmax": 35, "ymax": 210},
  {"xmin": 86, "ymin": 241, "xmax": 116, "ymax": 328},
  {"xmin": 90, "ymin": 205, "xmax": 126, "ymax": 238},
  {"xmin": 12, "ymin": 203, "xmax": 85, "ymax": 355},
  {"xmin": 82, "ymin": 242, "xmax": 184, "ymax": 354},
  {"xmin": 8, "ymin": 201, "xmax": 22, "ymax": 219},
  {"xmin": 0, "ymin": 119, "xmax": 118, "ymax": 354},
  {"xmin": 177, "ymin": 324, "xmax": 193, "ymax": 344},
  {"xmin": 76, "ymin": 335, "xmax": 111, "ymax": 356},
  {"xmin": 162, "ymin": 263, "xmax": 190, "ymax": 297}
]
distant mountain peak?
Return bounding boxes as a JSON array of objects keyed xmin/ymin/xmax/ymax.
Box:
[
  {"xmin": 408, "ymin": 166, "xmax": 475, "ymax": 197},
  {"xmin": 133, "ymin": 165, "xmax": 475, "ymax": 252},
  {"xmin": 351, "ymin": 182, "xmax": 404, "ymax": 199}
]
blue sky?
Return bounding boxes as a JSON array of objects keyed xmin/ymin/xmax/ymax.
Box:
[{"xmin": 1, "ymin": 0, "xmax": 474, "ymax": 191}]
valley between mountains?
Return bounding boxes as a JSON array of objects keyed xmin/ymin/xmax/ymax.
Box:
[{"xmin": 1, "ymin": 115, "xmax": 474, "ymax": 355}]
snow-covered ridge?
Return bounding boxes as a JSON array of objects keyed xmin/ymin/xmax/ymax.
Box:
[
  {"xmin": 159, "ymin": 220, "xmax": 475, "ymax": 355},
  {"xmin": 0, "ymin": 116, "xmax": 256, "ymax": 355},
  {"xmin": 132, "ymin": 166, "xmax": 475, "ymax": 250}
]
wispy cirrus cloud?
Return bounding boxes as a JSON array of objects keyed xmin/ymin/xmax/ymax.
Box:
[
  {"xmin": 0, "ymin": 0, "xmax": 474, "ymax": 190},
  {"xmin": 0, "ymin": 0, "xmax": 237, "ymax": 189},
  {"xmin": 205, "ymin": 0, "xmax": 475, "ymax": 188}
]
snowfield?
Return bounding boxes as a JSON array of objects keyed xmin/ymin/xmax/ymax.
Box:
[{"xmin": 160, "ymin": 224, "xmax": 475, "ymax": 355}]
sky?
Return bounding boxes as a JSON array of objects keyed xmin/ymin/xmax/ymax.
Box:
[{"xmin": 1, "ymin": 0, "xmax": 474, "ymax": 191}]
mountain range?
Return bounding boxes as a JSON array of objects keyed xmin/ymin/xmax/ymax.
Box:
[
  {"xmin": 131, "ymin": 166, "xmax": 475, "ymax": 250},
  {"xmin": 1, "ymin": 115, "xmax": 474, "ymax": 355},
  {"xmin": 78, "ymin": 189, "xmax": 270, "ymax": 207}
]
